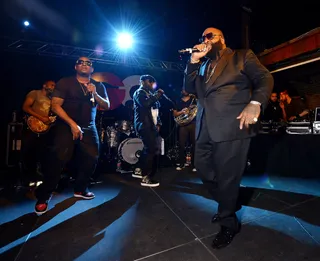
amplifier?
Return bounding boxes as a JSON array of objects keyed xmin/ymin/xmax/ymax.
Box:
[{"xmin": 6, "ymin": 122, "xmax": 23, "ymax": 166}]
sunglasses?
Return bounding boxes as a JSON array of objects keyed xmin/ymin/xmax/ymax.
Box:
[
  {"xmin": 76, "ymin": 60, "xmax": 92, "ymax": 67},
  {"xmin": 199, "ymin": 32, "xmax": 220, "ymax": 43}
]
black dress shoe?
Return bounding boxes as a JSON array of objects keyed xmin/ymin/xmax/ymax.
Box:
[
  {"xmin": 211, "ymin": 213, "xmax": 221, "ymax": 223},
  {"xmin": 211, "ymin": 226, "xmax": 239, "ymax": 249}
]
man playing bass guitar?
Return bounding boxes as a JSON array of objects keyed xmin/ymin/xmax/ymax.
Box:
[{"xmin": 22, "ymin": 80, "xmax": 56, "ymax": 184}]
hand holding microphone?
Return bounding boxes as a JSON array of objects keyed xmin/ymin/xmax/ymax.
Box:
[
  {"xmin": 191, "ymin": 43, "xmax": 211, "ymax": 61},
  {"xmin": 178, "ymin": 43, "xmax": 211, "ymax": 62},
  {"xmin": 156, "ymin": 89, "xmax": 164, "ymax": 96},
  {"xmin": 85, "ymin": 83, "xmax": 96, "ymax": 106}
]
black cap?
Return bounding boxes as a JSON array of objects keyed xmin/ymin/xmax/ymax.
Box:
[{"xmin": 140, "ymin": 75, "xmax": 156, "ymax": 83}]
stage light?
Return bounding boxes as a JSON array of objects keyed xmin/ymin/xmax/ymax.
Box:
[
  {"xmin": 117, "ymin": 33, "xmax": 133, "ymax": 49},
  {"xmin": 23, "ymin": 20, "xmax": 30, "ymax": 27}
]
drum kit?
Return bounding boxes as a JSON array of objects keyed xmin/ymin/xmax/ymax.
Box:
[{"xmin": 98, "ymin": 118, "xmax": 144, "ymax": 173}]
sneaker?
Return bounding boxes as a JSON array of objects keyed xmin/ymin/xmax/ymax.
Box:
[
  {"xmin": 192, "ymin": 168, "xmax": 197, "ymax": 172},
  {"xmin": 132, "ymin": 168, "xmax": 143, "ymax": 179},
  {"xmin": 176, "ymin": 164, "xmax": 185, "ymax": 171},
  {"xmin": 74, "ymin": 191, "xmax": 95, "ymax": 200},
  {"xmin": 35, "ymin": 200, "xmax": 49, "ymax": 215},
  {"xmin": 141, "ymin": 176, "xmax": 160, "ymax": 187}
]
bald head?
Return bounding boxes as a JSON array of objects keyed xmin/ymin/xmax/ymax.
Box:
[
  {"xmin": 200, "ymin": 27, "xmax": 226, "ymax": 58},
  {"xmin": 201, "ymin": 27, "xmax": 225, "ymax": 46},
  {"xmin": 203, "ymin": 28, "xmax": 224, "ymax": 39}
]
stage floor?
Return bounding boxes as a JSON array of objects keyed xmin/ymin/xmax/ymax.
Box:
[{"xmin": 0, "ymin": 167, "xmax": 319, "ymax": 261}]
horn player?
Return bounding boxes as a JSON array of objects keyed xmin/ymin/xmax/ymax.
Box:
[{"xmin": 172, "ymin": 89, "xmax": 196, "ymax": 172}]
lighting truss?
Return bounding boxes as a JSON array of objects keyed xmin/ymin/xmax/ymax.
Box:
[{"xmin": 3, "ymin": 38, "xmax": 185, "ymax": 73}]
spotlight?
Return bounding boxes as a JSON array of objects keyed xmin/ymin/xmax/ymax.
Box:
[
  {"xmin": 117, "ymin": 33, "xmax": 133, "ymax": 49},
  {"xmin": 23, "ymin": 20, "xmax": 30, "ymax": 27}
]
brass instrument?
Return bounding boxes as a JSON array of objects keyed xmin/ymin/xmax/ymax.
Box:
[{"xmin": 174, "ymin": 95, "xmax": 198, "ymax": 126}]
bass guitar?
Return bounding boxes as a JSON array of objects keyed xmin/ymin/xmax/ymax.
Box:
[{"xmin": 26, "ymin": 115, "xmax": 56, "ymax": 134}]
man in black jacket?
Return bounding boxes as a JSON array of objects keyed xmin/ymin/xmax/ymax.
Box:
[
  {"xmin": 184, "ymin": 27, "xmax": 274, "ymax": 248},
  {"xmin": 133, "ymin": 75, "xmax": 163, "ymax": 187}
]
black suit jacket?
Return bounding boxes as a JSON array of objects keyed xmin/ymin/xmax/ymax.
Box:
[
  {"xmin": 133, "ymin": 86, "xmax": 162, "ymax": 133},
  {"xmin": 184, "ymin": 48, "xmax": 274, "ymax": 142}
]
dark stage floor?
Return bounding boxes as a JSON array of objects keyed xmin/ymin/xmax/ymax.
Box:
[{"xmin": 0, "ymin": 167, "xmax": 320, "ymax": 261}]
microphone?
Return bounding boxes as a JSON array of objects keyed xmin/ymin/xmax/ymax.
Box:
[
  {"xmin": 84, "ymin": 82, "xmax": 95, "ymax": 106},
  {"xmin": 162, "ymin": 93, "xmax": 175, "ymax": 105},
  {"xmin": 178, "ymin": 48, "xmax": 199, "ymax": 54},
  {"xmin": 90, "ymin": 93, "xmax": 95, "ymax": 106},
  {"xmin": 156, "ymin": 89, "xmax": 174, "ymax": 105}
]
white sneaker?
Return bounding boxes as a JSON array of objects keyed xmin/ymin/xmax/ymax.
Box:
[
  {"xmin": 141, "ymin": 176, "xmax": 160, "ymax": 187},
  {"xmin": 132, "ymin": 168, "xmax": 143, "ymax": 178},
  {"xmin": 176, "ymin": 164, "xmax": 184, "ymax": 171},
  {"xmin": 192, "ymin": 168, "xmax": 197, "ymax": 172}
]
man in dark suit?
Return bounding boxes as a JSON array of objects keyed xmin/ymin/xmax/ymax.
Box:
[
  {"xmin": 184, "ymin": 27, "xmax": 274, "ymax": 248},
  {"xmin": 133, "ymin": 75, "xmax": 164, "ymax": 187}
]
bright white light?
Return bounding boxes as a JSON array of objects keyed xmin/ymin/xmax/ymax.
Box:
[
  {"xmin": 117, "ymin": 33, "xmax": 133, "ymax": 49},
  {"xmin": 23, "ymin": 21, "xmax": 30, "ymax": 27}
]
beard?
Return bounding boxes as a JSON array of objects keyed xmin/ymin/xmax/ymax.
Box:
[
  {"xmin": 44, "ymin": 87, "xmax": 53, "ymax": 95},
  {"xmin": 79, "ymin": 72, "xmax": 90, "ymax": 77},
  {"xmin": 206, "ymin": 40, "xmax": 224, "ymax": 59}
]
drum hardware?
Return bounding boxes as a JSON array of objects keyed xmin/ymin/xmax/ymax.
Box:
[
  {"xmin": 116, "ymin": 120, "xmax": 133, "ymax": 135},
  {"xmin": 106, "ymin": 126, "xmax": 118, "ymax": 148},
  {"xmin": 116, "ymin": 161, "xmax": 133, "ymax": 174}
]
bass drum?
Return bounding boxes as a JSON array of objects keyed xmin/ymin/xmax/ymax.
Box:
[{"xmin": 118, "ymin": 138, "xmax": 144, "ymax": 165}]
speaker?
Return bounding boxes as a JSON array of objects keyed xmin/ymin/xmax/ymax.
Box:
[{"xmin": 6, "ymin": 122, "xmax": 23, "ymax": 167}]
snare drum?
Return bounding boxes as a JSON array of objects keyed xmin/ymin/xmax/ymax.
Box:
[{"xmin": 118, "ymin": 138, "xmax": 144, "ymax": 164}]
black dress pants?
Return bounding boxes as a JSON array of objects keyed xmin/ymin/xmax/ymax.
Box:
[
  {"xmin": 21, "ymin": 128, "xmax": 48, "ymax": 181},
  {"xmin": 36, "ymin": 123, "xmax": 99, "ymax": 201},
  {"xmin": 178, "ymin": 122, "xmax": 196, "ymax": 166},
  {"xmin": 195, "ymin": 117, "xmax": 251, "ymax": 230},
  {"xmin": 138, "ymin": 128, "xmax": 160, "ymax": 177}
]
